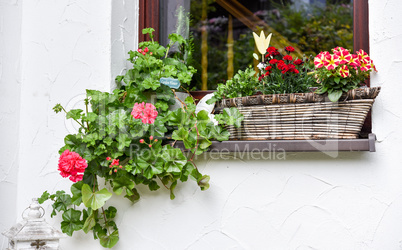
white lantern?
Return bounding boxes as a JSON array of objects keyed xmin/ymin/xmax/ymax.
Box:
[{"xmin": 2, "ymin": 198, "xmax": 65, "ymax": 249}]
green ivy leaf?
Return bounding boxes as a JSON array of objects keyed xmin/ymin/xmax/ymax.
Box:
[
  {"xmin": 210, "ymin": 125, "xmax": 230, "ymax": 141},
  {"xmin": 142, "ymin": 78, "xmax": 160, "ymax": 90},
  {"xmin": 215, "ymin": 107, "xmax": 244, "ymax": 128},
  {"xmin": 125, "ymin": 188, "xmax": 140, "ymax": 203},
  {"xmin": 103, "ymin": 137, "xmax": 114, "ymax": 146},
  {"xmin": 148, "ymin": 180, "xmax": 160, "ymax": 191},
  {"xmin": 170, "ymin": 180, "xmax": 178, "ymax": 200},
  {"xmin": 183, "ymin": 130, "xmax": 197, "ymax": 149},
  {"xmin": 172, "ymin": 127, "xmax": 189, "ymax": 141},
  {"xmin": 198, "ymin": 139, "xmax": 212, "ymax": 150},
  {"xmin": 61, "ymin": 208, "xmax": 83, "ymax": 236},
  {"xmin": 180, "ymin": 162, "xmax": 195, "ymax": 182},
  {"xmin": 82, "ymin": 184, "xmax": 112, "ymax": 210},
  {"xmin": 94, "ymin": 144, "xmax": 107, "ymax": 156}
]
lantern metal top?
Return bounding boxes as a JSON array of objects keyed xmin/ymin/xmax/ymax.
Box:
[{"xmin": 2, "ymin": 198, "xmax": 65, "ymax": 241}]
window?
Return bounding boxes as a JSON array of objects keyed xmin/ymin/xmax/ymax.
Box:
[{"xmin": 138, "ymin": 0, "xmax": 372, "ymax": 138}]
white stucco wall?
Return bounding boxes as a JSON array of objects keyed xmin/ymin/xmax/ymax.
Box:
[
  {"xmin": 1, "ymin": 0, "xmax": 402, "ymax": 249},
  {"xmin": 0, "ymin": 0, "xmax": 22, "ymax": 246}
]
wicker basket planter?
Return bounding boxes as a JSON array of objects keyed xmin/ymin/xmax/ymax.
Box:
[{"xmin": 215, "ymin": 87, "xmax": 381, "ymax": 140}]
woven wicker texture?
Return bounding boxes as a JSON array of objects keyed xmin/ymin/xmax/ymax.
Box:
[{"xmin": 217, "ymin": 87, "xmax": 380, "ymax": 140}]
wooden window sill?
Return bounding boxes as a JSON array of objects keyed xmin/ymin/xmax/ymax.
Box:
[{"xmin": 174, "ymin": 134, "xmax": 376, "ymax": 153}]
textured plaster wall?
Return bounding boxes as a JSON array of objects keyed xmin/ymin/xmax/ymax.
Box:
[
  {"xmin": 1, "ymin": 0, "xmax": 402, "ymax": 249},
  {"xmin": 0, "ymin": 0, "xmax": 22, "ymax": 247}
]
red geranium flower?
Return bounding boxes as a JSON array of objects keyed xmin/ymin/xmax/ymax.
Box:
[{"xmin": 58, "ymin": 149, "xmax": 87, "ymax": 183}]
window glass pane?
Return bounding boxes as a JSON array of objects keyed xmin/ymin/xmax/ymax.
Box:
[{"xmin": 160, "ymin": 0, "xmax": 353, "ymax": 90}]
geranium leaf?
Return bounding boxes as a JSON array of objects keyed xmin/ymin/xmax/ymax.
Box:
[
  {"xmin": 197, "ymin": 110, "xmax": 210, "ymax": 121},
  {"xmin": 198, "ymin": 175, "xmax": 210, "ymax": 191},
  {"xmin": 82, "ymin": 213, "xmax": 96, "ymax": 234},
  {"xmin": 38, "ymin": 191, "xmax": 50, "ymax": 204},
  {"xmin": 71, "ymin": 181, "xmax": 83, "ymax": 205},
  {"xmin": 52, "ymin": 192, "xmax": 72, "ymax": 214},
  {"xmin": 163, "ymin": 148, "xmax": 187, "ymax": 173},
  {"xmin": 143, "ymin": 158, "xmax": 164, "ymax": 179},
  {"xmin": 82, "ymin": 184, "xmax": 112, "ymax": 210},
  {"xmin": 99, "ymin": 230, "xmax": 119, "ymax": 249},
  {"xmin": 61, "ymin": 208, "xmax": 83, "ymax": 236},
  {"xmin": 66, "ymin": 109, "xmax": 83, "ymax": 120},
  {"xmin": 112, "ymin": 177, "xmax": 135, "ymax": 196}
]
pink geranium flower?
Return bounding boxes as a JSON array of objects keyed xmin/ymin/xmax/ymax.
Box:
[
  {"xmin": 58, "ymin": 149, "xmax": 87, "ymax": 182},
  {"xmin": 131, "ymin": 102, "xmax": 145, "ymax": 119},
  {"xmin": 141, "ymin": 103, "xmax": 158, "ymax": 124},
  {"xmin": 131, "ymin": 102, "xmax": 158, "ymax": 124}
]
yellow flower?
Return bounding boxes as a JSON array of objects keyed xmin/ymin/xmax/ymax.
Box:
[{"xmin": 253, "ymin": 31, "xmax": 272, "ymax": 56}]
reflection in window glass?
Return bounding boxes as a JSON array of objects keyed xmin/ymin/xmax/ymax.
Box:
[{"xmin": 160, "ymin": 0, "xmax": 353, "ymax": 90}]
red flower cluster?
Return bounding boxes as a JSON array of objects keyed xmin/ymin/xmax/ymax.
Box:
[
  {"xmin": 106, "ymin": 157, "xmax": 122, "ymax": 174},
  {"xmin": 137, "ymin": 47, "xmax": 152, "ymax": 56},
  {"xmin": 131, "ymin": 102, "xmax": 158, "ymax": 124},
  {"xmin": 58, "ymin": 149, "xmax": 87, "ymax": 182},
  {"xmin": 259, "ymin": 46, "xmax": 303, "ymax": 80},
  {"xmin": 265, "ymin": 46, "xmax": 280, "ymax": 57},
  {"xmin": 285, "ymin": 46, "xmax": 295, "ymax": 53},
  {"xmin": 139, "ymin": 135, "xmax": 158, "ymax": 148}
]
